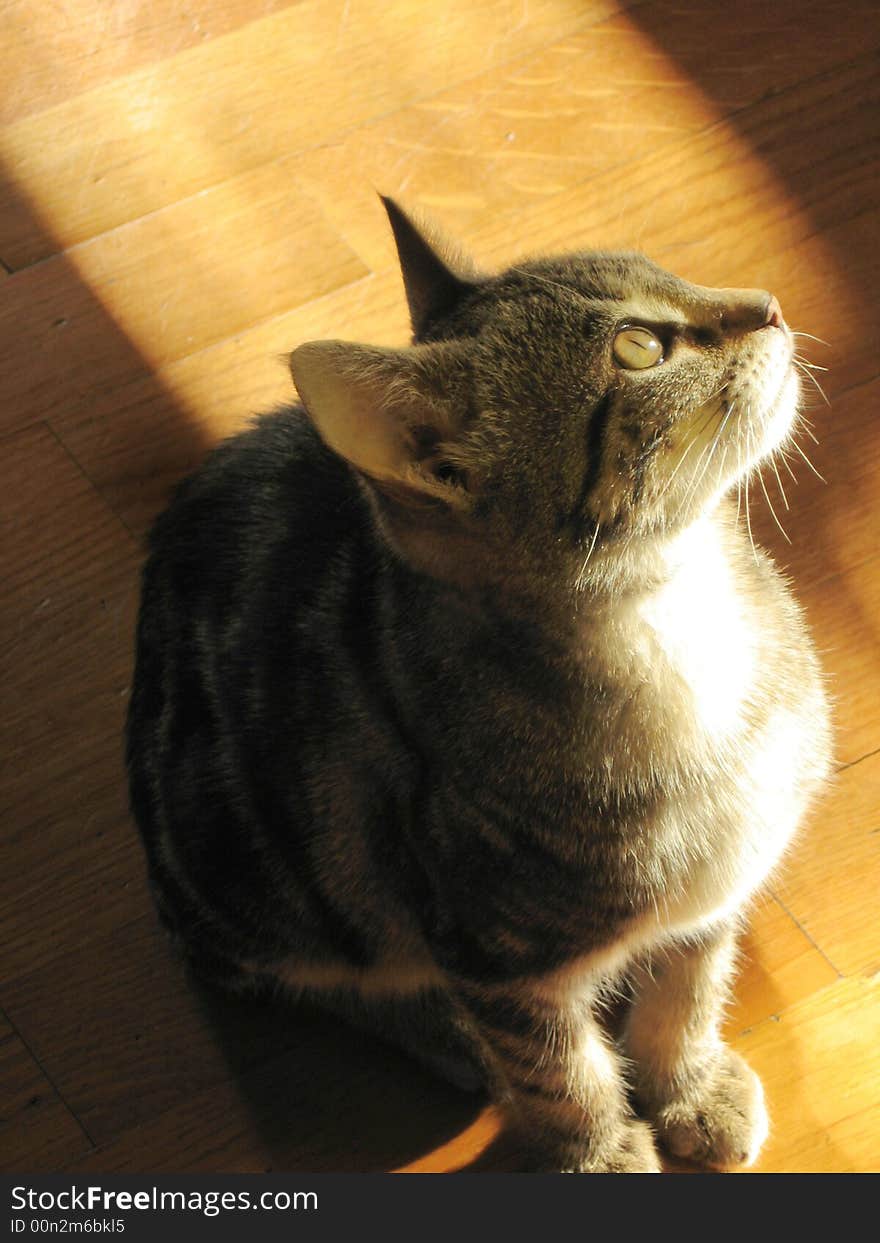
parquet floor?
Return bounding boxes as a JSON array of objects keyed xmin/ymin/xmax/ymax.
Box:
[{"xmin": 1, "ymin": 0, "xmax": 878, "ymax": 1174}]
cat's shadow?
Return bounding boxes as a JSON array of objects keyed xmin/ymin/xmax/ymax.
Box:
[
  {"xmin": 192, "ymin": 977, "xmax": 490, "ymax": 1172},
  {"xmin": 191, "ymin": 978, "xmax": 698, "ymax": 1174}
]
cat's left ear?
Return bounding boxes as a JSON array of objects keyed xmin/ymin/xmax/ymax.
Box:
[
  {"xmin": 381, "ymin": 196, "xmax": 480, "ymax": 338},
  {"xmin": 290, "ymin": 339, "xmax": 474, "ymax": 505}
]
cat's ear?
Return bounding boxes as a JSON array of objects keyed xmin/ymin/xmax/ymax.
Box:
[
  {"xmin": 290, "ymin": 339, "xmax": 472, "ymax": 505},
  {"xmin": 381, "ymin": 196, "xmax": 479, "ymax": 337}
]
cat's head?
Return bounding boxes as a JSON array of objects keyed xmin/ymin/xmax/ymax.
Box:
[{"xmin": 290, "ymin": 198, "xmax": 798, "ymax": 595}]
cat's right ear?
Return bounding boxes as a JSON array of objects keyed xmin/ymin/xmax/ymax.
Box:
[
  {"xmin": 290, "ymin": 339, "xmax": 472, "ymax": 505},
  {"xmin": 381, "ymin": 196, "xmax": 479, "ymax": 338}
]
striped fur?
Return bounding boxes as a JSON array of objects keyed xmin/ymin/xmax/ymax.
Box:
[{"xmin": 127, "ymin": 200, "xmax": 831, "ymax": 1171}]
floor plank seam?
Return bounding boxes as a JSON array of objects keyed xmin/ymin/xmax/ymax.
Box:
[
  {"xmin": 1, "ymin": 1005, "xmax": 98, "ymax": 1152},
  {"xmin": 0, "ymin": 232, "xmax": 68, "ymax": 279},
  {"xmin": 695, "ymin": 38, "xmax": 880, "ymax": 135},
  {"xmin": 771, "ymin": 893, "xmax": 845, "ymax": 980},
  {"xmin": 732, "ymin": 972, "xmax": 842, "ymax": 1038},
  {"xmin": 4, "ymin": 29, "xmax": 872, "ymax": 297},
  {"xmin": 0, "ymin": 2, "xmax": 674, "ymax": 276},
  {"xmin": 8, "ymin": 35, "xmax": 874, "ymax": 296},
  {"xmin": 0, "ymin": 0, "xmax": 876, "ymax": 1174},
  {"xmin": 774, "ymin": 200, "xmax": 880, "ymax": 271},
  {"xmin": 44, "ymin": 420, "xmax": 141, "ymax": 546},
  {"xmin": 132, "ymin": 267, "xmax": 378, "ymax": 378},
  {"xmin": 836, "ymin": 746, "xmax": 880, "ymax": 774}
]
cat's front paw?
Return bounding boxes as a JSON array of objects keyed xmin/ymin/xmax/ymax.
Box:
[
  {"xmin": 649, "ymin": 1049, "xmax": 768, "ymax": 1169},
  {"xmin": 560, "ymin": 1120, "xmax": 661, "ymax": 1174}
]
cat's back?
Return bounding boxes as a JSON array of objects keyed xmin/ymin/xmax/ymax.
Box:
[
  {"xmin": 145, "ymin": 406, "xmax": 363, "ymax": 608},
  {"xmin": 126, "ymin": 406, "xmax": 406, "ymax": 973}
]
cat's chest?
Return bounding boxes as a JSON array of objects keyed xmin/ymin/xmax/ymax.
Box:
[
  {"xmin": 572, "ymin": 524, "xmax": 826, "ymax": 932},
  {"xmin": 631, "ymin": 521, "xmax": 757, "ymax": 747},
  {"xmin": 650, "ymin": 707, "xmax": 818, "ymax": 933}
]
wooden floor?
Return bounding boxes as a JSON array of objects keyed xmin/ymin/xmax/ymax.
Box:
[{"xmin": 1, "ymin": 0, "xmax": 878, "ymax": 1175}]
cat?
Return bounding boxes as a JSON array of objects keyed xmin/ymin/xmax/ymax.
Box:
[{"xmin": 126, "ymin": 196, "xmax": 831, "ymax": 1173}]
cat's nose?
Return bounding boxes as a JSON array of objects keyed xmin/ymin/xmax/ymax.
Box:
[
  {"xmin": 713, "ymin": 288, "xmax": 781, "ymax": 333},
  {"xmin": 764, "ymin": 296, "xmax": 784, "ymax": 329}
]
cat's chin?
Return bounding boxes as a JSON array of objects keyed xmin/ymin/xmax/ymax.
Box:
[
  {"xmin": 750, "ymin": 365, "xmax": 800, "ymax": 466},
  {"xmin": 707, "ymin": 365, "xmax": 800, "ymax": 505}
]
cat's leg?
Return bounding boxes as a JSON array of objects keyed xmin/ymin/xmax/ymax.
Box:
[
  {"xmin": 622, "ymin": 922, "xmax": 768, "ymax": 1168},
  {"xmin": 454, "ymin": 977, "xmax": 660, "ymax": 1172}
]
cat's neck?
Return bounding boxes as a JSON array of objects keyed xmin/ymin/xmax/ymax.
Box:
[
  {"xmin": 491, "ymin": 504, "xmax": 744, "ymax": 655},
  {"xmin": 383, "ymin": 501, "xmax": 762, "ymax": 764},
  {"xmin": 390, "ymin": 503, "xmax": 746, "ymax": 676},
  {"xmin": 572, "ymin": 504, "xmax": 739, "ymax": 604}
]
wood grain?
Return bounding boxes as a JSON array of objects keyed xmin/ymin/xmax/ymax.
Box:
[
  {"xmin": 0, "ymin": 1011, "xmax": 91, "ymax": 1171},
  {"xmin": 0, "ymin": 426, "xmax": 150, "ymax": 982},
  {"xmin": 51, "ymin": 268, "xmax": 409, "ymax": 536},
  {"xmin": 67, "ymin": 1010, "xmax": 487, "ymax": 1173},
  {"xmin": 799, "ymin": 558, "xmax": 880, "ymax": 768},
  {"xmin": 0, "ymin": 0, "xmax": 614, "ymax": 266},
  {"xmin": 1, "ymin": 0, "xmax": 878, "ymax": 1177},
  {"xmin": 0, "ymin": 177, "xmax": 366, "ymax": 438},
  {"xmin": 2, "ymin": 916, "xmax": 304, "ymax": 1145},
  {"xmin": 777, "ymin": 751, "xmax": 880, "ymax": 977},
  {"xmin": 295, "ymin": 0, "xmax": 880, "ymax": 272},
  {"xmin": 732, "ymin": 977, "xmax": 880, "ymax": 1172},
  {"xmin": 0, "ymin": 0, "xmax": 300, "ymax": 128},
  {"xmin": 725, "ymin": 895, "xmax": 839, "ymax": 1038}
]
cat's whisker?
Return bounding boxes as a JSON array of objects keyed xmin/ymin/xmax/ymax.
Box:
[
  {"xmin": 791, "ymin": 330, "xmax": 831, "ymax": 349},
  {"xmin": 734, "ymin": 438, "xmax": 744, "ymax": 532},
  {"xmin": 794, "ymin": 396, "xmax": 824, "ymax": 413},
  {"xmin": 718, "ymin": 440, "xmax": 730, "ymax": 472},
  {"xmin": 757, "ymin": 462, "xmax": 791, "ymax": 544},
  {"xmin": 509, "ymin": 266, "xmax": 581, "ymax": 298},
  {"xmin": 769, "ymin": 452, "xmax": 789, "ymax": 510},
  {"xmin": 793, "ymin": 355, "xmax": 829, "ymax": 373},
  {"xmin": 744, "ymin": 426, "xmax": 759, "ymax": 566},
  {"xmin": 673, "ymin": 401, "xmax": 731, "ymax": 523},
  {"xmin": 576, "ymin": 519, "xmax": 602, "ymax": 586},
  {"xmin": 673, "ymin": 433, "xmax": 715, "ymax": 524},
  {"xmin": 676, "ymin": 409, "xmax": 721, "ymax": 495},
  {"xmin": 711, "ymin": 440, "xmax": 732, "ymax": 506},
  {"xmin": 658, "ymin": 403, "xmax": 719, "ymax": 503},
  {"xmin": 702, "ymin": 379, "xmax": 735, "ymax": 409},
  {"xmin": 687, "ymin": 403, "xmax": 734, "ymax": 507},
  {"xmin": 793, "ymin": 359, "xmax": 831, "ymax": 409},
  {"xmin": 778, "ymin": 448, "xmax": 799, "ymax": 485},
  {"xmin": 791, "ymin": 439, "xmax": 827, "ymax": 483},
  {"xmin": 744, "ymin": 478, "xmax": 759, "ymax": 565},
  {"xmin": 661, "ymin": 437, "xmax": 700, "ymax": 497}
]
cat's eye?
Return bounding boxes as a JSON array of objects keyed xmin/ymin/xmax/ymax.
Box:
[{"xmin": 612, "ymin": 326, "xmax": 665, "ymax": 370}]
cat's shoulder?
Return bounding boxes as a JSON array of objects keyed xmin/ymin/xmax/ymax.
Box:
[
  {"xmin": 161, "ymin": 404, "xmax": 340, "ymax": 506},
  {"xmin": 149, "ymin": 405, "xmax": 358, "ymax": 550}
]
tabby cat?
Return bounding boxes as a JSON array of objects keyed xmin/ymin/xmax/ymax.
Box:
[{"xmin": 126, "ymin": 198, "xmax": 831, "ymax": 1172}]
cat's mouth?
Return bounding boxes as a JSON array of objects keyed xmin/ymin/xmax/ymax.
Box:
[
  {"xmin": 739, "ymin": 342, "xmax": 799, "ymax": 464},
  {"xmin": 768, "ymin": 371, "xmax": 801, "ymax": 455},
  {"xmin": 657, "ymin": 337, "xmax": 799, "ymax": 525}
]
